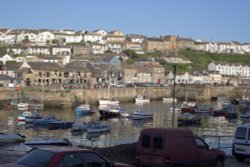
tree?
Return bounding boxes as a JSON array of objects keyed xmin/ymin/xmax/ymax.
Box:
[
  {"xmin": 124, "ymin": 49, "xmax": 138, "ymax": 59},
  {"xmin": 125, "ymin": 58, "xmax": 134, "ymax": 65},
  {"xmin": 0, "ymin": 45, "xmax": 7, "ymax": 55}
]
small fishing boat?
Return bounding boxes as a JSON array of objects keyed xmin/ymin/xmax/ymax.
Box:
[
  {"xmin": 135, "ymin": 95, "xmax": 150, "ymax": 103},
  {"xmin": 99, "ymin": 104, "xmax": 122, "ymax": 117},
  {"xmin": 196, "ymin": 105, "xmax": 214, "ymax": 114},
  {"xmin": 119, "ymin": 111, "xmax": 130, "ymax": 118},
  {"xmin": 98, "ymin": 98, "xmax": 119, "ymax": 106},
  {"xmin": 224, "ymin": 105, "xmax": 238, "ymax": 119},
  {"xmin": 0, "ymin": 133, "xmax": 25, "ymax": 143},
  {"xmin": 177, "ymin": 113, "xmax": 201, "ymax": 126},
  {"xmin": 25, "ymin": 112, "xmax": 42, "ymax": 123},
  {"xmin": 74, "ymin": 104, "xmax": 94, "ymax": 116},
  {"xmin": 33, "ymin": 115, "xmax": 59, "ymax": 126},
  {"xmin": 131, "ymin": 109, "xmax": 153, "ymax": 120},
  {"xmin": 87, "ymin": 123, "xmax": 110, "ymax": 133},
  {"xmin": 163, "ymin": 97, "xmax": 177, "ymax": 103},
  {"xmin": 17, "ymin": 103, "xmax": 29, "ymax": 111},
  {"xmin": 24, "ymin": 137, "xmax": 71, "ymax": 148},
  {"xmin": 17, "ymin": 111, "xmax": 32, "ymax": 121}
]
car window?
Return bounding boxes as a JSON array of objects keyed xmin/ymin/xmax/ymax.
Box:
[
  {"xmin": 235, "ymin": 127, "xmax": 247, "ymax": 139},
  {"xmin": 63, "ymin": 153, "xmax": 83, "ymax": 167},
  {"xmin": 195, "ymin": 138, "xmax": 208, "ymax": 149},
  {"xmin": 153, "ymin": 136, "xmax": 163, "ymax": 149},
  {"xmin": 80, "ymin": 152, "xmax": 109, "ymax": 167},
  {"xmin": 17, "ymin": 149, "xmax": 55, "ymax": 167},
  {"xmin": 142, "ymin": 135, "xmax": 151, "ymax": 148}
]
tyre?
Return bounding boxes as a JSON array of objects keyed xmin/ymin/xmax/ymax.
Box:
[
  {"xmin": 235, "ymin": 154, "xmax": 245, "ymax": 162},
  {"xmin": 215, "ymin": 158, "xmax": 224, "ymax": 167}
]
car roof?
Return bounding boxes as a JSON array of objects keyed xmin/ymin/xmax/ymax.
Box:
[
  {"xmin": 237, "ymin": 123, "xmax": 250, "ymax": 128},
  {"xmin": 37, "ymin": 146, "xmax": 93, "ymax": 153},
  {"xmin": 141, "ymin": 128, "xmax": 193, "ymax": 135}
]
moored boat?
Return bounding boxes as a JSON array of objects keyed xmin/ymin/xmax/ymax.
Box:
[
  {"xmin": 87, "ymin": 123, "xmax": 110, "ymax": 133},
  {"xmin": 163, "ymin": 97, "xmax": 177, "ymax": 103},
  {"xmin": 131, "ymin": 109, "xmax": 153, "ymax": 120},
  {"xmin": 98, "ymin": 98, "xmax": 119, "ymax": 106},
  {"xmin": 17, "ymin": 111, "xmax": 32, "ymax": 121},
  {"xmin": 99, "ymin": 105, "xmax": 122, "ymax": 117},
  {"xmin": 0, "ymin": 133, "xmax": 25, "ymax": 143},
  {"xmin": 74, "ymin": 104, "xmax": 94, "ymax": 116},
  {"xmin": 135, "ymin": 95, "xmax": 150, "ymax": 103}
]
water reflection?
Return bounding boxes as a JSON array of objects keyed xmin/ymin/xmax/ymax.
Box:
[{"xmin": 0, "ymin": 99, "xmax": 243, "ymax": 148}]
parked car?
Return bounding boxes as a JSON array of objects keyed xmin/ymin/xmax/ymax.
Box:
[
  {"xmin": 0, "ymin": 147, "xmax": 135, "ymax": 167},
  {"xmin": 136, "ymin": 128, "xmax": 226, "ymax": 167},
  {"xmin": 232, "ymin": 123, "xmax": 250, "ymax": 162}
]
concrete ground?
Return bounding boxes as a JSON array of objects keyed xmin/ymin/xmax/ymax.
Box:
[{"xmin": 225, "ymin": 157, "xmax": 250, "ymax": 167}]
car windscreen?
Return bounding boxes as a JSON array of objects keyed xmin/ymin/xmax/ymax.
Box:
[
  {"xmin": 17, "ymin": 149, "xmax": 55, "ymax": 167},
  {"xmin": 235, "ymin": 127, "xmax": 247, "ymax": 139}
]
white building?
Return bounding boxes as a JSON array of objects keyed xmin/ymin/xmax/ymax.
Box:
[
  {"xmin": 91, "ymin": 43, "xmax": 108, "ymax": 54},
  {"xmin": 0, "ymin": 54, "xmax": 16, "ymax": 64},
  {"xmin": 27, "ymin": 46, "xmax": 51, "ymax": 55},
  {"xmin": 51, "ymin": 46, "xmax": 71, "ymax": 55},
  {"xmin": 36, "ymin": 31, "xmax": 55, "ymax": 44},
  {"xmin": 83, "ymin": 32, "xmax": 105, "ymax": 44},
  {"xmin": 208, "ymin": 62, "xmax": 250, "ymax": 78}
]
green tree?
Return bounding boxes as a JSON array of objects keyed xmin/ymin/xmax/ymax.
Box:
[
  {"xmin": 0, "ymin": 46, "xmax": 7, "ymax": 55},
  {"xmin": 125, "ymin": 58, "xmax": 134, "ymax": 65}
]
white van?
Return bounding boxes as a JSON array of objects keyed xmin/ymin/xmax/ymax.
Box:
[{"xmin": 232, "ymin": 123, "xmax": 250, "ymax": 162}]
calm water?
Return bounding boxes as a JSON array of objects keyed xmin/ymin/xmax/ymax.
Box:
[{"xmin": 0, "ymin": 98, "xmax": 243, "ymax": 148}]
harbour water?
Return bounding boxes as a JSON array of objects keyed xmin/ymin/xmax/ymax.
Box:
[{"xmin": 0, "ymin": 97, "xmax": 243, "ymax": 149}]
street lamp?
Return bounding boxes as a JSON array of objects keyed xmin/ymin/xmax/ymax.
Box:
[{"xmin": 171, "ymin": 64, "xmax": 177, "ymax": 128}]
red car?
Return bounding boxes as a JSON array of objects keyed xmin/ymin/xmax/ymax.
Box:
[{"xmin": 0, "ymin": 147, "xmax": 135, "ymax": 167}]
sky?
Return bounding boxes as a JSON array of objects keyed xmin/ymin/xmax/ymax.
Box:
[{"xmin": 1, "ymin": 0, "xmax": 250, "ymax": 43}]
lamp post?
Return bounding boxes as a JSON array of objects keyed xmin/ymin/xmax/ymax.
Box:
[{"xmin": 171, "ymin": 64, "xmax": 177, "ymax": 128}]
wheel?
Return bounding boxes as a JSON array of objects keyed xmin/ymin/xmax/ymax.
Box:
[
  {"xmin": 235, "ymin": 155, "xmax": 245, "ymax": 162},
  {"xmin": 215, "ymin": 158, "xmax": 224, "ymax": 167}
]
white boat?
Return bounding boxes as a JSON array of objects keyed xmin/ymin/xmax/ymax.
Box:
[
  {"xmin": 98, "ymin": 98, "xmax": 119, "ymax": 106},
  {"xmin": 17, "ymin": 111, "xmax": 32, "ymax": 121},
  {"xmin": 74, "ymin": 104, "xmax": 94, "ymax": 116},
  {"xmin": 135, "ymin": 95, "xmax": 150, "ymax": 103},
  {"xmin": 24, "ymin": 137, "xmax": 71, "ymax": 148},
  {"xmin": 182, "ymin": 101, "xmax": 196, "ymax": 107},
  {"xmin": 87, "ymin": 123, "xmax": 110, "ymax": 133},
  {"xmin": 163, "ymin": 97, "xmax": 177, "ymax": 103},
  {"xmin": 132, "ymin": 109, "xmax": 153, "ymax": 120},
  {"xmin": 0, "ymin": 133, "xmax": 25, "ymax": 143},
  {"xmin": 119, "ymin": 111, "xmax": 130, "ymax": 118},
  {"xmin": 17, "ymin": 103, "xmax": 29, "ymax": 111},
  {"xmin": 99, "ymin": 104, "xmax": 122, "ymax": 117}
]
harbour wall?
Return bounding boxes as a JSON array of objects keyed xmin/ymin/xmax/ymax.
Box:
[{"xmin": 0, "ymin": 85, "xmax": 243, "ymax": 108}]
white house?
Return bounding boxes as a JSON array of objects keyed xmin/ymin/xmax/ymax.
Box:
[
  {"xmin": 18, "ymin": 30, "xmax": 38, "ymax": 43},
  {"xmin": 0, "ymin": 29, "xmax": 11, "ymax": 43},
  {"xmin": 127, "ymin": 34, "xmax": 145, "ymax": 43},
  {"xmin": 108, "ymin": 43, "xmax": 124, "ymax": 54},
  {"xmin": 83, "ymin": 32, "xmax": 105, "ymax": 44},
  {"xmin": 59, "ymin": 29, "xmax": 75, "ymax": 35},
  {"xmin": 93, "ymin": 29, "xmax": 108, "ymax": 36},
  {"xmin": 51, "ymin": 46, "xmax": 71, "ymax": 55},
  {"xmin": 0, "ymin": 54, "xmax": 16, "ymax": 64},
  {"xmin": 91, "ymin": 43, "xmax": 108, "ymax": 54},
  {"xmin": 36, "ymin": 31, "xmax": 55, "ymax": 44},
  {"xmin": 27, "ymin": 46, "xmax": 51, "ymax": 55}
]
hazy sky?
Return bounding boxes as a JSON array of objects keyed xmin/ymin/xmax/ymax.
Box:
[{"xmin": 1, "ymin": 0, "xmax": 249, "ymax": 43}]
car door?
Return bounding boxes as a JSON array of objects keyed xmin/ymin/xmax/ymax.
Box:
[
  {"xmin": 195, "ymin": 138, "xmax": 214, "ymax": 167},
  {"xmin": 79, "ymin": 151, "xmax": 110, "ymax": 167},
  {"xmin": 59, "ymin": 152, "xmax": 84, "ymax": 167}
]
